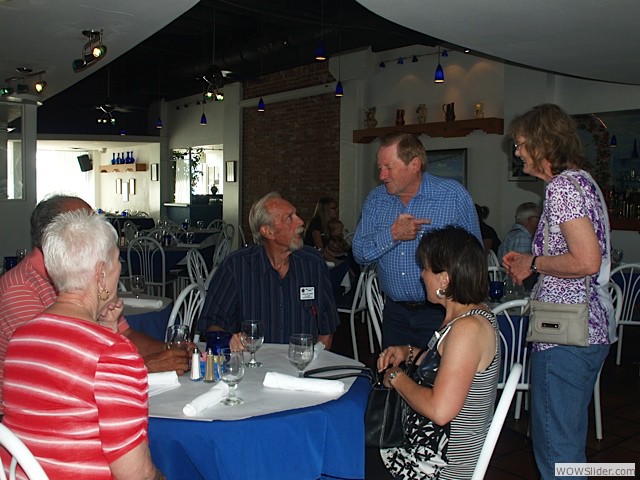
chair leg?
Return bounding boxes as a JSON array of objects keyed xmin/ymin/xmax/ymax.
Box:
[
  {"xmin": 365, "ymin": 312, "xmax": 375, "ymax": 354},
  {"xmin": 594, "ymin": 370, "xmax": 602, "ymax": 441},
  {"xmin": 616, "ymin": 325, "xmax": 624, "ymax": 365},
  {"xmin": 514, "ymin": 391, "xmax": 523, "ymax": 420},
  {"xmin": 350, "ymin": 312, "xmax": 359, "ymax": 363}
]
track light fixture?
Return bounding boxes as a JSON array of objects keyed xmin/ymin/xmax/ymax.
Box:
[
  {"xmin": 0, "ymin": 87, "xmax": 13, "ymax": 96},
  {"xmin": 72, "ymin": 29, "xmax": 107, "ymax": 73},
  {"xmin": 34, "ymin": 79, "xmax": 47, "ymax": 93},
  {"xmin": 3, "ymin": 67, "xmax": 48, "ymax": 95}
]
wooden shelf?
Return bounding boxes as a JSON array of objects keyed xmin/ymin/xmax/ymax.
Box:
[
  {"xmin": 352, "ymin": 117, "xmax": 504, "ymax": 144},
  {"xmin": 99, "ymin": 163, "xmax": 148, "ymax": 173}
]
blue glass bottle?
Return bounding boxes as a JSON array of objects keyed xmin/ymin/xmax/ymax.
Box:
[
  {"xmin": 111, "ymin": 153, "xmax": 116, "ymax": 165},
  {"xmin": 116, "ymin": 152, "xmax": 122, "ymax": 164}
]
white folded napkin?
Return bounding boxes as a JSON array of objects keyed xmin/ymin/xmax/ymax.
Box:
[
  {"xmin": 312, "ymin": 341, "xmax": 325, "ymax": 360},
  {"xmin": 183, "ymin": 383, "xmax": 230, "ymax": 417},
  {"xmin": 122, "ymin": 297, "xmax": 164, "ymax": 309},
  {"xmin": 263, "ymin": 371, "xmax": 345, "ymax": 395},
  {"xmin": 148, "ymin": 371, "xmax": 180, "ymax": 397}
]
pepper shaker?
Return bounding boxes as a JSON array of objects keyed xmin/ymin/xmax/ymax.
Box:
[{"xmin": 203, "ymin": 348, "xmax": 216, "ymax": 383}]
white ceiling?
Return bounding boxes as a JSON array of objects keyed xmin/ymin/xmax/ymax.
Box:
[{"xmin": 359, "ymin": 0, "xmax": 640, "ymax": 86}]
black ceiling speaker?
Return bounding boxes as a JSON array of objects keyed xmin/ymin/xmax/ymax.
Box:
[{"xmin": 77, "ymin": 154, "xmax": 92, "ymax": 172}]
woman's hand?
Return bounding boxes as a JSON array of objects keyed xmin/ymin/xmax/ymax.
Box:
[
  {"xmin": 98, "ymin": 297, "xmax": 124, "ymax": 332},
  {"xmin": 377, "ymin": 345, "xmax": 409, "ymax": 372}
]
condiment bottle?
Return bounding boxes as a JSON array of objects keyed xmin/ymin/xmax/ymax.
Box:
[
  {"xmin": 203, "ymin": 348, "xmax": 216, "ymax": 383},
  {"xmin": 190, "ymin": 347, "xmax": 202, "ymax": 381}
]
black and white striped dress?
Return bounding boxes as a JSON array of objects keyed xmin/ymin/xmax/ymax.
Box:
[{"xmin": 381, "ymin": 309, "xmax": 500, "ymax": 480}]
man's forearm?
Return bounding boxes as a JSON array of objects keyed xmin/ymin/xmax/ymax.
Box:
[{"xmin": 121, "ymin": 328, "xmax": 164, "ymax": 357}]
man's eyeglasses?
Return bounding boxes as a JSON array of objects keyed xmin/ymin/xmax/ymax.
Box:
[{"xmin": 514, "ymin": 141, "xmax": 527, "ymax": 151}]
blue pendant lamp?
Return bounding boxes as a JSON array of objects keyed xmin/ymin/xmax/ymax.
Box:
[
  {"xmin": 258, "ymin": 97, "xmax": 265, "ymax": 112},
  {"xmin": 434, "ymin": 47, "xmax": 445, "ymax": 83}
]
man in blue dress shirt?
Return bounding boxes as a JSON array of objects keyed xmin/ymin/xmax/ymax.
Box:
[
  {"xmin": 198, "ymin": 192, "xmax": 339, "ymax": 350},
  {"xmin": 353, "ymin": 133, "xmax": 481, "ymax": 349}
]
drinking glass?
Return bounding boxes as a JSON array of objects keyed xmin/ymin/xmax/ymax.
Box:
[
  {"xmin": 196, "ymin": 220, "xmax": 205, "ymax": 229},
  {"xmin": 130, "ymin": 275, "xmax": 146, "ymax": 298},
  {"xmin": 240, "ymin": 320, "xmax": 264, "ymax": 368},
  {"xmin": 612, "ymin": 248, "xmax": 624, "ymax": 264},
  {"xmin": 166, "ymin": 324, "xmax": 190, "ymax": 351},
  {"xmin": 288, "ymin": 334, "xmax": 314, "ymax": 377},
  {"xmin": 186, "ymin": 232, "xmax": 195, "ymax": 244},
  {"xmin": 219, "ymin": 348, "xmax": 245, "ymax": 405},
  {"xmin": 488, "ymin": 280, "xmax": 505, "ymax": 302}
]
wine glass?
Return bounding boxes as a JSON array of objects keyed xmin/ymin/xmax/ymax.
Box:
[
  {"xmin": 166, "ymin": 324, "xmax": 190, "ymax": 351},
  {"xmin": 612, "ymin": 248, "xmax": 624, "ymax": 265},
  {"xmin": 219, "ymin": 348, "xmax": 245, "ymax": 405},
  {"xmin": 288, "ymin": 334, "xmax": 314, "ymax": 377},
  {"xmin": 240, "ymin": 320, "xmax": 264, "ymax": 368},
  {"xmin": 130, "ymin": 275, "xmax": 146, "ymax": 298}
]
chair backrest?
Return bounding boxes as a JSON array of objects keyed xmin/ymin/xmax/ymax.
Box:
[
  {"xmin": 207, "ymin": 219, "xmax": 225, "ymax": 230},
  {"xmin": 122, "ymin": 220, "xmax": 138, "ymax": 244},
  {"xmin": 127, "ymin": 236, "xmax": 167, "ymax": 297},
  {"xmin": 365, "ymin": 271, "xmax": 384, "ymax": 350},
  {"xmin": 343, "ymin": 231, "xmax": 355, "ymax": 247},
  {"xmin": 337, "ymin": 267, "xmax": 369, "ymax": 315},
  {"xmin": 187, "ymin": 248, "xmax": 209, "ymax": 288},
  {"xmin": 0, "ymin": 423, "xmax": 49, "ymax": 480},
  {"xmin": 471, "ymin": 363, "xmax": 523, "ymax": 480},
  {"xmin": 487, "ymin": 250, "xmax": 500, "ymax": 268},
  {"xmin": 166, "ymin": 283, "xmax": 206, "ymax": 337},
  {"xmin": 212, "ymin": 235, "xmax": 232, "ymax": 268},
  {"xmin": 491, "ymin": 299, "xmax": 530, "ymax": 390},
  {"xmin": 487, "ymin": 266, "xmax": 506, "ymax": 282},
  {"xmin": 610, "ymin": 262, "xmax": 640, "ymax": 325},
  {"xmin": 607, "ymin": 280, "xmax": 623, "ymax": 343}
]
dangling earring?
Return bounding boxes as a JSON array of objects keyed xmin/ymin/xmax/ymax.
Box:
[
  {"xmin": 436, "ymin": 288, "xmax": 446, "ymax": 299},
  {"xmin": 98, "ymin": 287, "xmax": 110, "ymax": 301}
]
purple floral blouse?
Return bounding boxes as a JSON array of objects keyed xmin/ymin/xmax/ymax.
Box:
[{"xmin": 531, "ymin": 169, "xmax": 612, "ymax": 352}]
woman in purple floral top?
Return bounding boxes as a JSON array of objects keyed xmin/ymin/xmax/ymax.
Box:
[{"xmin": 502, "ymin": 104, "xmax": 613, "ymax": 480}]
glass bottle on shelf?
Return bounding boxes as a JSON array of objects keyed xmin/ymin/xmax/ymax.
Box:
[
  {"xmin": 116, "ymin": 152, "xmax": 122, "ymax": 164},
  {"xmin": 130, "ymin": 151, "xmax": 136, "ymax": 163},
  {"xmin": 111, "ymin": 153, "xmax": 116, "ymax": 165}
]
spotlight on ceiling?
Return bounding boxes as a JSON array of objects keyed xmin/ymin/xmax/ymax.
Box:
[
  {"xmin": 34, "ymin": 79, "xmax": 47, "ymax": 93},
  {"xmin": 0, "ymin": 86, "xmax": 13, "ymax": 96},
  {"xmin": 215, "ymin": 91, "xmax": 224, "ymax": 101},
  {"xmin": 72, "ymin": 29, "xmax": 107, "ymax": 73}
]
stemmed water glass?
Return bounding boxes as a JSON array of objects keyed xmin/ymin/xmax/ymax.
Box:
[
  {"xmin": 130, "ymin": 275, "xmax": 146, "ymax": 298},
  {"xmin": 288, "ymin": 334, "xmax": 314, "ymax": 377},
  {"xmin": 612, "ymin": 248, "xmax": 624, "ymax": 265},
  {"xmin": 219, "ymin": 348, "xmax": 245, "ymax": 405},
  {"xmin": 166, "ymin": 324, "xmax": 190, "ymax": 351},
  {"xmin": 240, "ymin": 320, "xmax": 264, "ymax": 368}
]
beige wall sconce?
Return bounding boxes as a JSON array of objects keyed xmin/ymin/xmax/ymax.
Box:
[
  {"xmin": 151, "ymin": 163, "xmax": 159, "ymax": 181},
  {"xmin": 226, "ymin": 161, "xmax": 237, "ymax": 182},
  {"xmin": 122, "ymin": 181, "xmax": 130, "ymax": 202},
  {"xmin": 129, "ymin": 178, "xmax": 136, "ymax": 195},
  {"xmin": 115, "ymin": 178, "xmax": 122, "ymax": 194}
]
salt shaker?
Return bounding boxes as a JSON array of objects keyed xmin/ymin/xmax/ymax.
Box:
[
  {"xmin": 190, "ymin": 347, "xmax": 202, "ymax": 381},
  {"xmin": 203, "ymin": 348, "xmax": 216, "ymax": 383}
]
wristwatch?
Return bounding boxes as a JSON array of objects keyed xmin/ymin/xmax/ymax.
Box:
[
  {"xmin": 388, "ymin": 370, "xmax": 403, "ymax": 384},
  {"xmin": 530, "ymin": 256, "xmax": 539, "ymax": 274}
]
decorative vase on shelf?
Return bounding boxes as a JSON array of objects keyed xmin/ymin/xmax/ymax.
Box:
[
  {"xmin": 442, "ymin": 102, "xmax": 455, "ymax": 122},
  {"xmin": 474, "ymin": 102, "xmax": 484, "ymax": 119},
  {"xmin": 116, "ymin": 153, "xmax": 122, "ymax": 164},
  {"xmin": 130, "ymin": 151, "xmax": 135, "ymax": 163},
  {"xmin": 111, "ymin": 153, "xmax": 116, "ymax": 165},
  {"xmin": 364, "ymin": 107, "xmax": 378, "ymax": 129},
  {"xmin": 416, "ymin": 104, "xmax": 428, "ymax": 124},
  {"xmin": 395, "ymin": 109, "xmax": 405, "ymax": 126}
]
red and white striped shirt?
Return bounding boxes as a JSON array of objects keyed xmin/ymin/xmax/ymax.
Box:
[{"xmin": 2, "ymin": 313, "xmax": 149, "ymax": 479}]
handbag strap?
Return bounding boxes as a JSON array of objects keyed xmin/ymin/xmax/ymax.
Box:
[
  {"xmin": 538, "ymin": 173, "xmax": 590, "ymax": 297},
  {"xmin": 304, "ymin": 365, "xmax": 375, "ymax": 383}
]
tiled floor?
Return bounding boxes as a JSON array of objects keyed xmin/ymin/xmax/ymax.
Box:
[{"xmin": 332, "ymin": 312, "xmax": 640, "ymax": 479}]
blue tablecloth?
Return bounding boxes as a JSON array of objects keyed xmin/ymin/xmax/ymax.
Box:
[
  {"xmin": 148, "ymin": 376, "xmax": 370, "ymax": 480},
  {"xmin": 124, "ymin": 298, "xmax": 173, "ymax": 341}
]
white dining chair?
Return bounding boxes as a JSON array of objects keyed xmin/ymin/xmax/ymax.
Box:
[
  {"xmin": 491, "ymin": 299, "xmax": 530, "ymax": 420},
  {"xmin": 471, "ymin": 363, "xmax": 522, "ymax": 480},
  {"xmin": 127, "ymin": 236, "xmax": 177, "ymax": 298},
  {"xmin": 187, "ymin": 248, "xmax": 209, "ymax": 288},
  {"xmin": 166, "ymin": 283, "xmax": 206, "ymax": 337},
  {"xmin": 610, "ymin": 262, "xmax": 640, "ymax": 365},
  {"xmin": 365, "ymin": 270, "xmax": 384, "ymax": 352},
  {"xmin": 337, "ymin": 266, "xmax": 373, "ymax": 362},
  {"xmin": 0, "ymin": 423, "xmax": 49, "ymax": 480}
]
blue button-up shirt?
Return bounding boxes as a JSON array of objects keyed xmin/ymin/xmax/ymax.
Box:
[{"xmin": 353, "ymin": 173, "xmax": 481, "ymax": 302}]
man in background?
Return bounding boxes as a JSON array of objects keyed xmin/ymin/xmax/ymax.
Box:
[{"xmin": 353, "ymin": 132, "xmax": 481, "ymax": 348}]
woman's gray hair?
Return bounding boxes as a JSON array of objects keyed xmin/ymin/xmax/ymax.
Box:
[
  {"xmin": 43, "ymin": 210, "xmax": 118, "ymax": 293},
  {"xmin": 248, "ymin": 191, "xmax": 281, "ymax": 245}
]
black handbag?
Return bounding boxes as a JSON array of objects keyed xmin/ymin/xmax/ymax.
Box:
[{"xmin": 364, "ymin": 350, "xmax": 423, "ymax": 449}]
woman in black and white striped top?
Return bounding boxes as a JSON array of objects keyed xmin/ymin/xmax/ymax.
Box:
[{"xmin": 377, "ymin": 226, "xmax": 500, "ymax": 479}]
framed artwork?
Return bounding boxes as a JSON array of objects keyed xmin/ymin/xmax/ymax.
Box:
[
  {"xmin": 509, "ymin": 148, "xmax": 536, "ymax": 181},
  {"xmin": 226, "ymin": 161, "xmax": 237, "ymax": 182},
  {"xmin": 426, "ymin": 148, "xmax": 467, "ymax": 186},
  {"xmin": 150, "ymin": 163, "xmax": 159, "ymax": 181}
]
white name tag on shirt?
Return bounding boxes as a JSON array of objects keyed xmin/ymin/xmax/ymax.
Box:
[{"xmin": 300, "ymin": 286, "xmax": 315, "ymax": 301}]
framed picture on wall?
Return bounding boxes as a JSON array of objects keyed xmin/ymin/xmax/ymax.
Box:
[
  {"xmin": 509, "ymin": 148, "xmax": 536, "ymax": 181},
  {"xmin": 226, "ymin": 161, "xmax": 237, "ymax": 182},
  {"xmin": 426, "ymin": 149, "xmax": 467, "ymax": 186}
]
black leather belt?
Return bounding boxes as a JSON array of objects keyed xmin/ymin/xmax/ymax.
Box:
[{"xmin": 393, "ymin": 300, "xmax": 428, "ymax": 310}]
